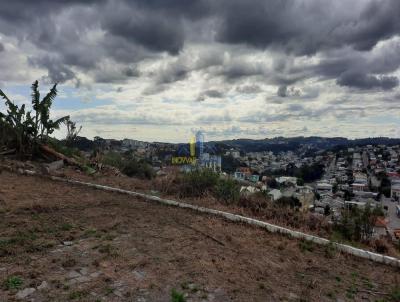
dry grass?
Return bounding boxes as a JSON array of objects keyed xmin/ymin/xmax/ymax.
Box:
[{"xmin": 0, "ymin": 171, "xmax": 399, "ymax": 301}]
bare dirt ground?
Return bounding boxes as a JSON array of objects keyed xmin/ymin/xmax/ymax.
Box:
[{"xmin": 0, "ymin": 171, "xmax": 400, "ymax": 302}]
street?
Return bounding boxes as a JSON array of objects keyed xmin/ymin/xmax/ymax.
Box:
[{"xmin": 381, "ymin": 196, "xmax": 400, "ymax": 230}]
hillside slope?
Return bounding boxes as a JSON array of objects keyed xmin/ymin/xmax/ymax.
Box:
[{"xmin": 0, "ymin": 172, "xmax": 399, "ymax": 301}]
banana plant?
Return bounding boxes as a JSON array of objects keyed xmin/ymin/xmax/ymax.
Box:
[{"xmin": 0, "ymin": 81, "xmax": 70, "ymax": 157}]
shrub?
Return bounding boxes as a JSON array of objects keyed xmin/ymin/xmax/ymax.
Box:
[
  {"xmin": 47, "ymin": 137, "xmax": 81, "ymax": 158},
  {"xmin": 101, "ymin": 152, "xmax": 124, "ymax": 169},
  {"xmin": 214, "ymin": 178, "xmax": 240, "ymax": 204},
  {"xmin": 100, "ymin": 152, "xmax": 154, "ymax": 179},
  {"xmin": 374, "ymin": 239, "xmax": 388, "ymax": 254},
  {"xmin": 298, "ymin": 239, "xmax": 314, "ymax": 252},
  {"xmin": 171, "ymin": 289, "xmax": 186, "ymax": 302},
  {"xmin": 324, "ymin": 242, "xmax": 337, "ymax": 259},
  {"xmin": 153, "ymin": 172, "xmax": 181, "ymax": 195},
  {"xmin": 179, "ymin": 169, "xmax": 219, "ymax": 198},
  {"xmin": 276, "ymin": 196, "xmax": 301, "ymax": 208},
  {"xmin": 238, "ymin": 193, "xmax": 270, "ymax": 213},
  {"xmin": 122, "ymin": 159, "xmax": 155, "ymax": 179}
]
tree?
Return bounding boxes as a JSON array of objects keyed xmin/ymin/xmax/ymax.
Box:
[
  {"xmin": 267, "ymin": 177, "xmax": 278, "ymax": 189},
  {"xmin": 65, "ymin": 119, "xmax": 82, "ymax": 147},
  {"xmin": 324, "ymin": 204, "xmax": 331, "ymax": 216},
  {"xmin": 332, "ymin": 183, "xmax": 338, "ymax": 194},
  {"xmin": 337, "ymin": 203, "xmax": 383, "ymax": 242},
  {"xmin": 0, "ymin": 81, "xmax": 69, "ymax": 157}
]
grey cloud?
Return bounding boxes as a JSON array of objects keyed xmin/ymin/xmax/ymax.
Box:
[
  {"xmin": 196, "ymin": 89, "xmax": 224, "ymax": 102},
  {"xmin": 30, "ymin": 56, "xmax": 76, "ymax": 83},
  {"xmin": 277, "ymin": 86, "xmax": 288, "ymax": 97},
  {"xmin": 124, "ymin": 66, "xmax": 140, "ymax": 78},
  {"xmin": 216, "ymin": 0, "xmax": 400, "ymax": 55},
  {"xmin": 203, "ymin": 89, "xmax": 224, "ymax": 98},
  {"xmin": 196, "ymin": 112, "xmax": 232, "ymax": 123},
  {"xmin": 337, "ymin": 71, "xmax": 399, "ymax": 90},
  {"xmin": 0, "ymin": 0, "xmax": 400, "ymax": 91},
  {"xmin": 277, "ymin": 85, "xmax": 301, "ymax": 97},
  {"xmin": 309, "ymin": 39, "xmax": 400, "ymax": 90},
  {"xmin": 236, "ymin": 84, "xmax": 262, "ymax": 94},
  {"xmin": 219, "ymin": 60, "xmax": 266, "ymax": 80},
  {"xmin": 287, "ymin": 104, "xmax": 304, "ymax": 112},
  {"xmin": 0, "ymin": 43, "xmax": 4, "ymax": 52},
  {"xmin": 155, "ymin": 62, "xmax": 189, "ymax": 84},
  {"xmin": 102, "ymin": 4, "xmax": 184, "ymax": 55}
]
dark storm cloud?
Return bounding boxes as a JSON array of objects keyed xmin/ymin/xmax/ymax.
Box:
[
  {"xmin": 337, "ymin": 72, "xmax": 399, "ymax": 90},
  {"xmin": 124, "ymin": 67, "xmax": 140, "ymax": 78},
  {"xmin": 101, "ymin": 4, "xmax": 184, "ymax": 55},
  {"xmin": 0, "ymin": 43, "xmax": 4, "ymax": 52},
  {"xmin": 216, "ymin": 0, "xmax": 400, "ymax": 55},
  {"xmin": 311, "ymin": 40, "xmax": 400, "ymax": 90},
  {"xmin": 30, "ymin": 56, "xmax": 76, "ymax": 83},
  {"xmin": 0, "ymin": 0, "xmax": 400, "ymax": 89},
  {"xmin": 132, "ymin": 0, "xmax": 211, "ymax": 19}
]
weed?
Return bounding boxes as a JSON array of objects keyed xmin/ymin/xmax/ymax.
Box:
[
  {"xmin": 214, "ymin": 178, "xmax": 240, "ymax": 204},
  {"xmin": 346, "ymin": 284, "xmax": 357, "ymax": 300},
  {"xmin": 391, "ymin": 286, "xmax": 400, "ymax": 301},
  {"xmin": 326, "ymin": 291, "xmax": 335, "ymax": 299},
  {"xmin": 60, "ymin": 223, "xmax": 73, "ymax": 231},
  {"xmin": 103, "ymin": 234, "xmax": 116, "ymax": 241},
  {"xmin": 361, "ymin": 277, "xmax": 374, "ymax": 290},
  {"xmin": 62, "ymin": 258, "xmax": 77, "ymax": 268},
  {"xmin": 324, "ymin": 242, "xmax": 337, "ymax": 259},
  {"xmin": 97, "ymin": 244, "xmax": 119, "ymax": 258},
  {"xmin": 351, "ymin": 272, "xmax": 359, "ymax": 279},
  {"xmin": 181, "ymin": 282, "xmax": 189, "ymax": 290},
  {"xmin": 276, "ymin": 241, "xmax": 287, "ymax": 251},
  {"xmin": 171, "ymin": 289, "xmax": 186, "ymax": 302},
  {"xmin": 84, "ymin": 228, "xmax": 99, "ymax": 238},
  {"xmin": 299, "ymin": 240, "xmax": 314, "ymax": 252},
  {"xmin": 3, "ymin": 276, "xmax": 23, "ymax": 290},
  {"xmin": 0, "ymin": 230, "xmax": 41, "ymax": 255},
  {"xmin": 69, "ymin": 290, "xmax": 88, "ymax": 300}
]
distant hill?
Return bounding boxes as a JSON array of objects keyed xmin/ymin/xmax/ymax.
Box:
[
  {"xmin": 69, "ymin": 136, "xmax": 400, "ymax": 154},
  {"xmin": 209, "ymin": 136, "xmax": 400, "ymax": 153}
]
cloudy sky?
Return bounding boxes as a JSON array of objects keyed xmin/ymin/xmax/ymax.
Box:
[{"xmin": 0, "ymin": 0, "xmax": 400, "ymax": 142}]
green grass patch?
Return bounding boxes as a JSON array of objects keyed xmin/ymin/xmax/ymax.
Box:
[
  {"xmin": 3, "ymin": 276, "xmax": 23, "ymax": 290},
  {"xmin": 171, "ymin": 289, "xmax": 186, "ymax": 302}
]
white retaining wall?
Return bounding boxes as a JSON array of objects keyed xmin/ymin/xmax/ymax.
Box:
[{"xmin": 46, "ymin": 176, "xmax": 400, "ymax": 268}]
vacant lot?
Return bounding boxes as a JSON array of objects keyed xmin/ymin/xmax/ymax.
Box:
[{"xmin": 0, "ymin": 171, "xmax": 399, "ymax": 302}]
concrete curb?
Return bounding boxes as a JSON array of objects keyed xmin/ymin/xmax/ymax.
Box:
[{"xmin": 47, "ymin": 176, "xmax": 400, "ymax": 268}]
